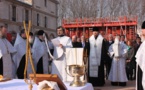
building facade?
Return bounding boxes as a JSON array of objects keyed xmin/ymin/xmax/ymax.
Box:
[{"xmin": 0, "ymin": 0, "xmax": 58, "ymax": 38}]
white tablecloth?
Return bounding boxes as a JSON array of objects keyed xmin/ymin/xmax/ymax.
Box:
[{"xmin": 0, "ymin": 79, "xmax": 94, "ymax": 90}]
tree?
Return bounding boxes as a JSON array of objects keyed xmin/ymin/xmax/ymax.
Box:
[{"xmin": 57, "ymin": 0, "xmax": 144, "ymax": 28}]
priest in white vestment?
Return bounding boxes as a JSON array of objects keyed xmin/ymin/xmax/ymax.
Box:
[
  {"xmin": 51, "ymin": 26, "xmax": 72, "ymax": 82},
  {"xmin": 13, "ymin": 29, "xmax": 29, "ymax": 79},
  {"xmin": 32, "ymin": 30, "xmax": 50, "ymax": 74},
  {"xmin": 0, "ymin": 26, "xmax": 16, "ymax": 78},
  {"xmin": 136, "ymin": 21, "xmax": 145, "ymax": 90},
  {"xmin": 108, "ymin": 35, "xmax": 128, "ymax": 86},
  {"xmin": 88, "ymin": 27, "xmax": 108, "ymax": 86}
]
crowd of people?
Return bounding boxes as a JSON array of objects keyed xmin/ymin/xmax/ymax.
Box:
[
  {"xmin": 71, "ymin": 29, "xmax": 141, "ymax": 86},
  {"xmin": 0, "ymin": 21, "xmax": 145, "ymax": 89}
]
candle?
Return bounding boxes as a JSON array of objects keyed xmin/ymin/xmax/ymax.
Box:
[{"xmin": 75, "ymin": 48, "xmax": 77, "ymax": 66}]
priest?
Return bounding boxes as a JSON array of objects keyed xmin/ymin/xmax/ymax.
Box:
[
  {"xmin": 88, "ymin": 27, "xmax": 108, "ymax": 86},
  {"xmin": 51, "ymin": 26, "xmax": 72, "ymax": 81},
  {"xmin": 108, "ymin": 35, "xmax": 128, "ymax": 86},
  {"xmin": 0, "ymin": 26, "xmax": 16, "ymax": 78},
  {"xmin": 13, "ymin": 29, "xmax": 27, "ymax": 79},
  {"xmin": 32, "ymin": 30, "xmax": 50, "ymax": 74},
  {"xmin": 136, "ymin": 21, "xmax": 145, "ymax": 90}
]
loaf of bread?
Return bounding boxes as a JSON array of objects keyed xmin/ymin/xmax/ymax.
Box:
[{"xmin": 0, "ymin": 75, "xmax": 3, "ymax": 80}]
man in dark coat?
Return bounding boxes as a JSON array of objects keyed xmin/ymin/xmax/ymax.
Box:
[
  {"xmin": 72, "ymin": 35, "xmax": 82, "ymax": 48},
  {"xmin": 104, "ymin": 34, "xmax": 114, "ymax": 79}
]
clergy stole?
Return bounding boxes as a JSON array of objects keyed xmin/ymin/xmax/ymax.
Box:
[
  {"xmin": 32, "ymin": 37, "xmax": 49, "ymax": 74},
  {"xmin": 89, "ymin": 35, "xmax": 103, "ymax": 77},
  {"xmin": 136, "ymin": 41, "xmax": 145, "ymax": 89},
  {"xmin": 0, "ymin": 38, "xmax": 16, "ymax": 78},
  {"xmin": 13, "ymin": 34, "xmax": 26, "ymax": 69},
  {"xmin": 13, "ymin": 34, "xmax": 32, "ymax": 78},
  {"xmin": 65, "ymin": 48, "xmax": 84, "ymax": 82}
]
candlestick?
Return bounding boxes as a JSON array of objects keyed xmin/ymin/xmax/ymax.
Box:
[{"xmin": 23, "ymin": 21, "xmax": 36, "ymax": 90}]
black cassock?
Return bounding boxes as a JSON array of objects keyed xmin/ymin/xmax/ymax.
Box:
[
  {"xmin": 17, "ymin": 55, "xmax": 26, "ymax": 79},
  {"xmin": 16, "ymin": 56, "xmax": 44, "ymax": 79},
  {"xmin": 72, "ymin": 42, "xmax": 82, "ymax": 48},
  {"xmin": 137, "ymin": 65, "xmax": 143, "ymax": 90},
  {"xmin": 36, "ymin": 57, "xmax": 43, "ymax": 74},
  {"xmin": 0, "ymin": 58, "xmax": 3, "ymax": 75},
  {"xmin": 88, "ymin": 40, "xmax": 108, "ymax": 86}
]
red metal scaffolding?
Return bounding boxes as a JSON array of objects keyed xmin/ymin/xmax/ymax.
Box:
[{"xmin": 62, "ymin": 16, "xmax": 137, "ymax": 40}]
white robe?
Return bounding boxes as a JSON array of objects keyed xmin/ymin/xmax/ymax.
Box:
[
  {"xmin": 51, "ymin": 36, "xmax": 72, "ymax": 82},
  {"xmin": 0, "ymin": 38, "xmax": 16, "ymax": 78},
  {"xmin": 108, "ymin": 43, "xmax": 128, "ymax": 82},
  {"xmin": 89, "ymin": 34, "xmax": 103, "ymax": 77},
  {"xmin": 136, "ymin": 41, "xmax": 145, "ymax": 89},
  {"xmin": 13, "ymin": 34, "xmax": 31, "ymax": 77},
  {"xmin": 32, "ymin": 37, "xmax": 49, "ymax": 74}
]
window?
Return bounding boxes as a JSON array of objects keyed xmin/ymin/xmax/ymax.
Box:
[
  {"xmin": 44, "ymin": 0, "xmax": 47, "ymax": 7},
  {"xmin": 12, "ymin": 5, "xmax": 16, "ymax": 21},
  {"xmin": 44, "ymin": 16, "xmax": 47, "ymax": 28},
  {"xmin": 37, "ymin": 14, "xmax": 39, "ymax": 26},
  {"xmin": 25, "ymin": 9, "xmax": 29, "ymax": 23}
]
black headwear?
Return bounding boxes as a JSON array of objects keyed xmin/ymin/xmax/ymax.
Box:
[
  {"xmin": 142, "ymin": 21, "xmax": 145, "ymax": 29},
  {"xmin": 29, "ymin": 32, "xmax": 33, "ymax": 36},
  {"xmin": 37, "ymin": 30, "xmax": 44, "ymax": 35},
  {"xmin": 93, "ymin": 27, "xmax": 99, "ymax": 32}
]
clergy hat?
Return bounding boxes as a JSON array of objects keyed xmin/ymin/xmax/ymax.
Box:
[
  {"xmin": 37, "ymin": 30, "xmax": 44, "ymax": 35},
  {"xmin": 142, "ymin": 21, "xmax": 145, "ymax": 29},
  {"xmin": 29, "ymin": 32, "xmax": 33, "ymax": 36},
  {"xmin": 93, "ymin": 27, "xmax": 99, "ymax": 32}
]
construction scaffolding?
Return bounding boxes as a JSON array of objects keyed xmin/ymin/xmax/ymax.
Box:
[{"xmin": 62, "ymin": 16, "xmax": 137, "ymax": 40}]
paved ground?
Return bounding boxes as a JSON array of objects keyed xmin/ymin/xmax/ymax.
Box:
[{"xmin": 94, "ymin": 80, "xmax": 136, "ymax": 90}]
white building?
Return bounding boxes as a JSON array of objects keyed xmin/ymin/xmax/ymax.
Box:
[{"xmin": 0, "ymin": 0, "xmax": 58, "ymax": 38}]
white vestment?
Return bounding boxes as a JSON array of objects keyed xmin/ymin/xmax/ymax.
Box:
[
  {"xmin": 136, "ymin": 41, "xmax": 145, "ymax": 89},
  {"xmin": 89, "ymin": 34, "xmax": 103, "ymax": 77},
  {"xmin": 108, "ymin": 42, "xmax": 128, "ymax": 82},
  {"xmin": 51, "ymin": 36, "xmax": 72, "ymax": 82},
  {"xmin": 13, "ymin": 34, "xmax": 31, "ymax": 77},
  {"xmin": 32, "ymin": 37, "xmax": 49, "ymax": 74},
  {"xmin": 0, "ymin": 38, "xmax": 16, "ymax": 78}
]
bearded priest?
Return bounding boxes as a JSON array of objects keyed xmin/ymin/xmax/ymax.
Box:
[{"xmin": 88, "ymin": 27, "xmax": 108, "ymax": 86}]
